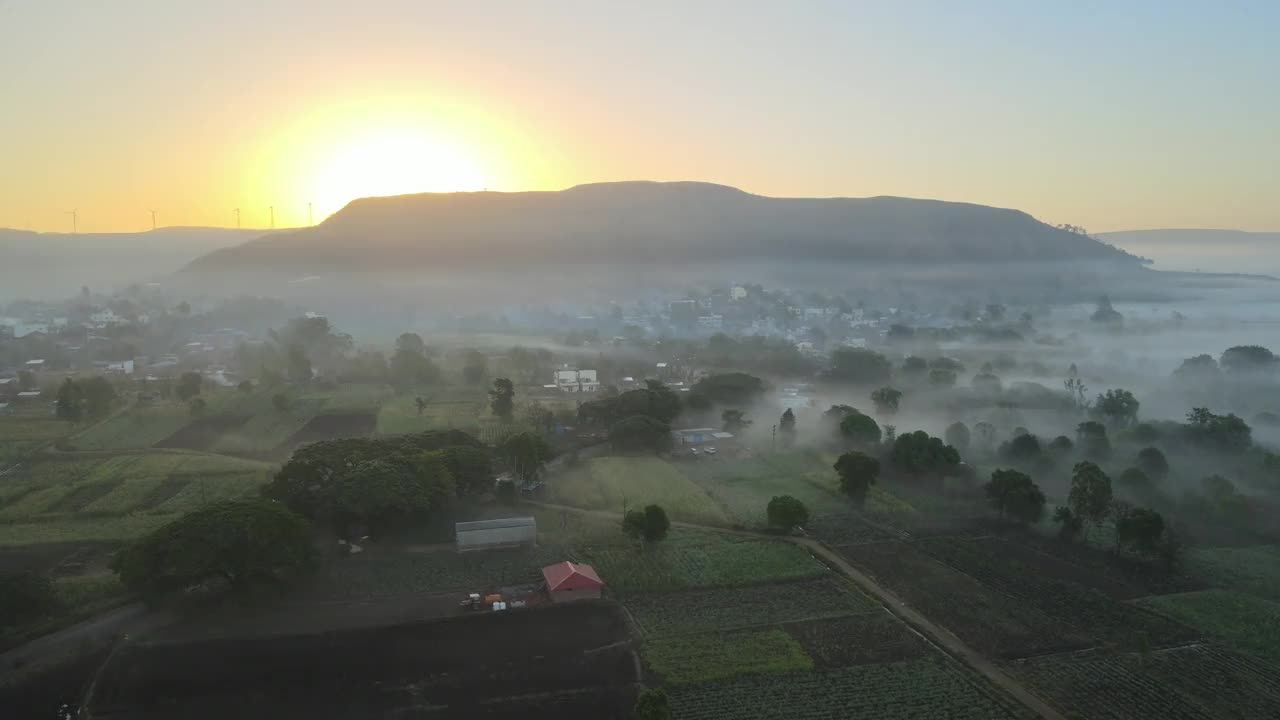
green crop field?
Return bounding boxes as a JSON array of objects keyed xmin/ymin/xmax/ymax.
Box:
[
  {"xmin": 643, "ymin": 628, "xmax": 814, "ymax": 685},
  {"xmin": 1140, "ymin": 589, "xmax": 1280, "ymax": 664},
  {"xmin": 551, "ymin": 456, "xmax": 730, "ymax": 526},
  {"xmin": 377, "ymin": 387, "xmax": 487, "ymax": 435},
  {"xmin": 674, "ymin": 452, "xmax": 849, "ymax": 528},
  {"xmin": 1185, "ymin": 545, "xmax": 1280, "ymax": 602},
  {"xmin": 667, "ymin": 657, "xmax": 1027, "ymax": 720},
  {"xmin": 582, "ymin": 530, "xmax": 827, "ymax": 594},
  {"xmin": 627, "ymin": 577, "xmax": 877, "ymax": 637},
  {"xmin": 1013, "ymin": 644, "xmax": 1280, "ymax": 720},
  {"xmin": 209, "ymin": 399, "xmax": 326, "ymax": 453},
  {"xmin": 70, "ymin": 404, "xmax": 192, "ymax": 450},
  {"xmin": 300, "ymin": 383, "xmax": 394, "ymax": 414}
]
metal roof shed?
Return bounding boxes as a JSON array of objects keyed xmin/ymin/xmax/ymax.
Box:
[{"xmin": 455, "ymin": 517, "xmax": 537, "ymax": 553}]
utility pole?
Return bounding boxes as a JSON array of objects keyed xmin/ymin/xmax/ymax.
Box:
[
  {"xmin": 308, "ymin": 202, "xmax": 313, "ymax": 226},
  {"xmin": 234, "ymin": 208, "xmax": 241, "ymax": 228},
  {"xmin": 149, "ymin": 210, "xmax": 156, "ymax": 231},
  {"xmin": 65, "ymin": 210, "xmax": 77, "ymax": 233},
  {"xmin": 772, "ymin": 424, "xmax": 777, "ymax": 453},
  {"xmin": 269, "ymin": 205, "xmax": 275, "ymax": 229}
]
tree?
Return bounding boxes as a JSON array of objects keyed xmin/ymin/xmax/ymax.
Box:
[
  {"xmin": 945, "ymin": 422, "xmax": 971, "ymax": 454},
  {"xmin": 1173, "ymin": 354, "xmax": 1220, "ymax": 380},
  {"xmin": 610, "ymin": 415, "xmax": 674, "ymax": 453},
  {"xmin": 1136, "ymin": 447, "xmax": 1169, "ymax": 481},
  {"xmin": 1049, "ymin": 435, "xmax": 1074, "ymax": 454},
  {"xmin": 1094, "ymin": 389, "xmax": 1140, "ymax": 428},
  {"xmin": 489, "ymin": 378, "xmax": 515, "ymax": 421},
  {"xmin": 839, "ymin": 411, "xmax": 882, "ymax": 447},
  {"xmin": 441, "ymin": 446, "xmax": 494, "ymax": 496},
  {"xmin": 1075, "ymin": 421, "xmax": 1111, "ymax": 460},
  {"xmin": 1064, "ymin": 377, "xmax": 1089, "ymax": 410},
  {"xmin": 1053, "ymin": 506, "xmax": 1083, "ymax": 541},
  {"xmin": 333, "ymin": 456, "xmax": 454, "ymax": 533},
  {"xmin": 0, "ymin": 571, "xmax": 60, "ymax": 629},
  {"xmin": 395, "ymin": 332, "xmax": 427, "ymax": 356},
  {"xmin": 971, "ymin": 372, "xmax": 1002, "ymax": 393},
  {"xmin": 1001, "ymin": 433, "xmax": 1043, "ymax": 464},
  {"xmin": 871, "ymin": 386, "xmax": 902, "ymax": 415},
  {"xmin": 189, "ymin": 397, "xmax": 207, "ymax": 416},
  {"xmin": 928, "ymin": 369, "xmax": 957, "ymax": 387},
  {"xmin": 176, "ymin": 371, "xmax": 203, "ymax": 401},
  {"xmin": 984, "ymin": 469, "xmax": 1046, "ymax": 524},
  {"xmin": 778, "ymin": 409, "xmax": 797, "ymax": 447},
  {"xmin": 272, "ymin": 393, "xmax": 290, "ymax": 412},
  {"xmin": 110, "ymin": 499, "xmax": 316, "ymax": 597},
  {"xmin": 390, "ymin": 341, "xmax": 441, "ymax": 389},
  {"xmin": 17, "ymin": 369, "xmax": 37, "ymax": 391},
  {"xmin": 834, "ymin": 451, "xmax": 879, "ymax": 506},
  {"xmin": 55, "ymin": 378, "xmax": 84, "ymax": 423},
  {"xmin": 1185, "ymin": 407, "xmax": 1252, "ymax": 452},
  {"xmin": 1220, "ymin": 345, "xmax": 1276, "ymax": 376},
  {"xmin": 632, "ymin": 688, "xmax": 672, "ymax": 720},
  {"xmin": 287, "ymin": 344, "xmax": 312, "ymax": 384},
  {"xmin": 624, "ymin": 505, "xmax": 670, "ymax": 543},
  {"xmin": 1091, "ymin": 295, "xmax": 1123, "ymax": 325},
  {"xmin": 825, "ymin": 347, "xmax": 893, "ymax": 385},
  {"xmin": 462, "ymin": 349, "xmax": 488, "ymax": 385},
  {"xmin": 237, "ymin": 380, "xmax": 253, "ymax": 393},
  {"xmin": 901, "ymin": 356, "xmax": 929, "ymax": 379},
  {"xmin": 1118, "ymin": 467, "xmax": 1152, "ymax": 492},
  {"xmin": 889, "ymin": 431, "xmax": 961, "ymax": 478},
  {"xmin": 690, "ymin": 373, "xmax": 766, "ymax": 405},
  {"xmin": 498, "ymin": 432, "xmax": 554, "ymax": 483},
  {"xmin": 721, "ymin": 409, "xmax": 751, "ymax": 432},
  {"xmin": 1068, "ymin": 461, "xmax": 1113, "ymax": 540},
  {"xmin": 767, "ymin": 495, "xmax": 809, "ymax": 530},
  {"xmin": 974, "ymin": 422, "xmax": 997, "ymax": 449},
  {"xmin": 1115, "ymin": 507, "xmax": 1165, "ymax": 558},
  {"xmin": 415, "ymin": 396, "xmax": 428, "ymax": 416}
]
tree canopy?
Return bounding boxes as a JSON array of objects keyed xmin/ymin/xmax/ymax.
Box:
[
  {"xmin": 825, "ymin": 347, "xmax": 893, "ymax": 385},
  {"xmin": 871, "ymin": 386, "xmax": 903, "ymax": 414},
  {"xmin": 767, "ymin": 495, "xmax": 810, "ymax": 530},
  {"xmin": 111, "ymin": 499, "xmax": 316, "ymax": 597},
  {"xmin": 489, "ymin": 378, "xmax": 515, "ymax": 421},
  {"xmin": 610, "ymin": 415, "xmax": 674, "ymax": 453},
  {"xmin": 1068, "ymin": 461, "xmax": 1113, "ymax": 539},
  {"xmin": 623, "ymin": 504, "xmax": 670, "ymax": 543},
  {"xmin": 778, "ymin": 408, "xmax": 797, "ymax": 447},
  {"xmin": 498, "ymin": 432, "xmax": 555, "ymax": 483},
  {"xmin": 834, "ymin": 451, "xmax": 879, "ymax": 506},
  {"xmin": 945, "ymin": 422, "xmax": 970, "ymax": 454},
  {"xmin": 1220, "ymin": 345, "xmax": 1276, "ymax": 376},
  {"xmin": 689, "ymin": 373, "xmax": 766, "ymax": 405},
  {"xmin": 1094, "ymin": 388, "xmax": 1140, "ymax": 428},
  {"xmin": 984, "ymin": 469, "xmax": 1046, "ymax": 524},
  {"xmin": 1136, "ymin": 447, "xmax": 1169, "ymax": 481},
  {"xmin": 889, "ymin": 431, "xmax": 961, "ymax": 478},
  {"xmin": 1185, "ymin": 407, "xmax": 1252, "ymax": 453},
  {"xmin": 839, "ymin": 412, "xmax": 882, "ymax": 447}
]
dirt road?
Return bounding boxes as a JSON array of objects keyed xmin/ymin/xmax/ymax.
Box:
[{"xmin": 527, "ymin": 500, "xmax": 1065, "ymax": 720}]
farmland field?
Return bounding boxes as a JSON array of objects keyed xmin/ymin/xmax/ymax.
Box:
[
  {"xmin": 643, "ymin": 628, "xmax": 813, "ymax": 685},
  {"xmin": 551, "ymin": 456, "xmax": 729, "ymax": 526},
  {"xmin": 209, "ymin": 399, "xmax": 326, "ymax": 453},
  {"xmin": 583, "ymin": 530, "xmax": 827, "ymax": 594},
  {"xmin": 667, "ymin": 656, "xmax": 1027, "ymax": 720},
  {"xmin": 1184, "ymin": 544, "xmax": 1280, "ymax": 602},
  {"xmin": 674, "ymin": 452, "xmax": 850, "ymax": 528},
  {"xmin": 1013, "ymin": 643, "xmax": 1280, "ymax": 720},
  {"xmin": 70, "ymin": 404, "xmax": 192, "ymax": 450},
  {"xmin": 1139, "ymin": 589, "xmax": 1280, "ymax": 664},
  {"xmin": 916, "ymin": 536, "xmax": 1196, "ymax": 649},
  {"xmin": 376, "ymin": 387, "xmax": 487, "ymax": 435},
  {"xmin": 626, "ymin": 577, "xmax": 877, "ymax": 636},
  {"xmin": 784, "ymin": 613, "xmax": 929, "ymax": 668},
  {"xmin": 837, "ymin": 541, "xmax": 1094, "ymax": 659}
]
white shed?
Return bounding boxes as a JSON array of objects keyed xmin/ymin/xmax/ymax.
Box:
[{"xmin": 455, "ymin": 517, "xmax": 537, "ymax": 553}]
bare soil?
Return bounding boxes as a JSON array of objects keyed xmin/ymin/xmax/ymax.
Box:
[
  {"xmin": 153, "ymin": 415, "xmax": 250, "ymax": 451},
  {"xmin": 284, "ymin": 412, "xmax": 377, "ymax": 447}
]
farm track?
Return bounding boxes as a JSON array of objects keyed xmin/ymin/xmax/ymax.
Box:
[{"xmin": 527, "ymin": 500, "xmax": 1067, "ymax": 720}]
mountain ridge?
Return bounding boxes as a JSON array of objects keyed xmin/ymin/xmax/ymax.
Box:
[{"xmin": 184, "ymin": 181, "xmax": 1139, "ymax": 275}]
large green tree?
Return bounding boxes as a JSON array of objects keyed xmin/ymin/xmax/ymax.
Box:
[
  {"xmin": 690, "ymin": 373, "xmax": 766, "ymax": 405},
  {"xmin": 176, "ymin": 371, "xmax": 203, "ymax": 401},
  {"xmin": 834, "ymin": 451, "xmax": 879, "ymax": 506},
  {"xmin": 489, "ymin": 378, "xmax": 515, "ymax": 421},
  {"xmin": 945, "ymin": 422, "xmax": 970, "ymax": 454},
  {"xmin": 1068, "ymin": 461, "xmax": 1113, "ymax": 540},
  {"xmin": 1094, "ymin": 389, "xmax": 1140, "ymax": 428},
  {"xmin": 825, "ymin": 347, "xmax": 892, "ymax": 385},
  {"xmin": 983, "ymin": 469, "xmax": 1046, "ymax": 524},
  {"xmin": 871, "ymin": 386, "xmax": 902, "ymax": 415},
  {"xmin": 111, "ymin": 499, "xmax": 316, "ymax": 597},
  {"xmin": 498, "ymin": 432, "xmax": 554, "ymax": 483},
  {"xmin": 889, "ymin": 431, "xmax": 961, "ymax": 478},
  {"xmin": 610, "ymin": 415, "xmax": 673, "ymax": 453},
  {"xmin": 1114, "ymin": 505, "xmax": 1166, "ymax": 558},
  {"xmin": 839, "ymin": 412, "xmax": 882, "ymax": 447},
  {"xmin": 767, "ymin": 495, "xmax": 810, "ymax": 530},
  {"xmin": 778, "ymin": 409, "xmax": 797, "ymax": 447},
  {"xmin": 623, "ymin": 504, "xmax": 670, "ymax": 543},
  {"xmin": 55, "ymin": 378, "xmax": 84, "ymax": 422}
]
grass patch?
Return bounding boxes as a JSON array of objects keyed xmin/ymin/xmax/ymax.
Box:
[
  {"xmin": 1185, "ymin": 545, "xmax": 1280, "ymax": 602},
  {"xmin": 552, "ymin": 456, "xmax": 729, "ymax": 526},
  {"xmin": 72, "ymin": 405, "xmax": 192, "ymax": 450},
  {"xmin": 643, "ymin": 628, "xmax": 813, "ymax": 685},
  {"xmin": 674, "ymin": 452, "xmax": 850, "ymax": 528},
  {"xmin": 1140, "ymin": 589, "xmax": 1280, "ymax": 664},
  {"xmin": 0, "ymin": 515, "xmax": 175, "ymax": 545}
]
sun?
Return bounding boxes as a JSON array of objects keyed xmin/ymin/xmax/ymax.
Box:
[{"xmin": 311, "ymin": 129, "xmax": 488, "ymax": 217}]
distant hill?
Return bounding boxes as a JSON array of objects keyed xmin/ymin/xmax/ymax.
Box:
[
  {"xmin": 1099, "ymin": 229, "xmax": 1280, "ymax": 276},
  {"xmin": 0, "ymin": 227, "xmax": 279, "ymax": 301},
  {"xmin": 185, "ymin": 182, "xmax": 1141, "ymax": 275}
]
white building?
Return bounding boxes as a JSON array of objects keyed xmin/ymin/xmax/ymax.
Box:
[
  {"xmin": 553, "ymin": 368, "xmax": 600, "ymax": 393},
  {"xmin": 90, "ymin": 308, "xmax": 123, "ymax": 327}
]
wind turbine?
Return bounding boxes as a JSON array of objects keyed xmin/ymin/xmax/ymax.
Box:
[
  {"xmin": 234, "ymin": 208, "xmax": 241, "ymax": 229},
  {"xmin": 149, "ymin": 210, "xmax": 157, "ymax": 231},
  {"xmin": 269, "ymin": 206, "xmax": 275, "ymax": 229},
  {"xmin": 65, "ymin": 209, "xmax": 78, "ymax": 233},
  {"xmin": 308, "ymin": 202, "xmax": 313, "ymax": 226}
]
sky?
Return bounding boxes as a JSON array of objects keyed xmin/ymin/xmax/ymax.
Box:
[{"xmin": 1, "ymin": 0, "xmax": 1277, "ymax": 234}]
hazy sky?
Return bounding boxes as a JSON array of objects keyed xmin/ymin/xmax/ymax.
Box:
[{"xmin": 2, "ymin": 1, "xmax": 1276, "ymax": 233}]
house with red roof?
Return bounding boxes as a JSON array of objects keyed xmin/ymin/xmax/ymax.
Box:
[{"xmin": 542, "ymin": 561, "xmax": 605, "ymax": 604}]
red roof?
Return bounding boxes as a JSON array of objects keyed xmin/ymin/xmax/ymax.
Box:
[{"xmin": 542, "ymin": 561, "xmax": 604, "ymax": 592}]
